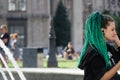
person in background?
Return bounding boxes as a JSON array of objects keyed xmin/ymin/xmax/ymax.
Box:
[
  {"xmin": 0, "ymin": 24, "xmax": 10, "ymax": 67},
  {"xmin": 64, "ymin": 41, "xmax": 79, "ymax": 60},
  {"xmin": 11, "ymin": 33, "xmax": 20, "ymax": 61},
  {"xmin": 78, "ymin": 11, "xmax": 120, "ymax": 80},
  {"xmin": 9, "ymin": 33, "xmax": 14, "ymax": 50},
  {"xmin": 0, "ymin": 24, "xmax": 10, "ymax": 47}
]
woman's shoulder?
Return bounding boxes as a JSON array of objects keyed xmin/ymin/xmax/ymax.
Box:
[
  {"xmin": 83, "ymin": 45, "xmax": 98, "ymax": 59},
  {"xmin": 79, "ymin": 45, "xmax": 100, "ymax": 69}
]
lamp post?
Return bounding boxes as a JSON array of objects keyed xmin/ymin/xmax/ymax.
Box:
[{"xmin": 47, "ymin": 0, "xmax": 58, "ymax": 67}]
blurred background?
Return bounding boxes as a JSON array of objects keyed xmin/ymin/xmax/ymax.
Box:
[{"xmin": 0, "ymin": 0, "xmax": 120, "ymax": 68}]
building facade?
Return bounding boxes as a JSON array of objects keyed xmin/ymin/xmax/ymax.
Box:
[
  {"xmin": 0, "ymin": 0, "xmax": 50, "ymax": 49},
  {"xmin": 0, "ymin": 0, "xmax": 119, "ymax": 52}
]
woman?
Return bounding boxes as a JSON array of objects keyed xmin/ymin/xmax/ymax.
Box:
[
  {"xmin": 64, "ymin": 42, "xmax": 75, "ymax": 59},
  {"xmin": 0, "ymin": 24, "xmax": 10, "ymax": 67},
  {"xmin": 0, "ymin": 24, "xmax": 10, "ymax": 47},
  {"xmin": 12, "ymin": 33, "xmax": 20, "ymax": 61},
  {"xmin": 78, "ymin": 11, "xmax": 120, "ymax": 80},
  {"xmin": 64, "ymin": 41, "xmax": 79, "ymax": 60}
]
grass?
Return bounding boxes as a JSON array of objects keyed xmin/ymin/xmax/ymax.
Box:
[
  {"xmin": 0, "ymin": 58, "xmax": 78, "ymax": 68},
  {"xmin": 0, "ymin": 60, "xmax": 23, "ymax": 68},
  {"xmin": 43, "ymin": 58, "xmax": 78, "ymax": 68}
]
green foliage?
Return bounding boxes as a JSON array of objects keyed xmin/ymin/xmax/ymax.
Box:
[
  {"xmin": 53, "ymin": 0, "xmax": 71, "ymax": 47},
  {"xmin": 113, "ymin": 16, "xmax": 120, "ymax": 38},
  {"xmin": 102, "ymin": 10, "xmax": 110, "ymax": 15}
]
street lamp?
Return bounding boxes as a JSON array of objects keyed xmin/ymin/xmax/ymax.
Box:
[{"xmin": 47, "ymin": 0, "xmax": 58, "ymax": 67}]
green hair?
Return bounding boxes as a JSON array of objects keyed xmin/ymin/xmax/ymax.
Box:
[{"xmin": 78, "ymin": 11, "xmax": 110, "ymax": 68}]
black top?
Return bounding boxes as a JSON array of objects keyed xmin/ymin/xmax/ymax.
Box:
[
  {"xmin": 1, "ymin": 33, "xmax": 10, "ymax": 47},
  {"xmin": 78, "ymin": 43, "xmax": 120, "ymax": 80}
]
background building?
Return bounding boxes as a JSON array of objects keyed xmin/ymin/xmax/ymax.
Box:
[
  {"xmin": 0, "ymin": 0, "xmax": 50, "ymax": 49},
  {"xmin": 0, "ymin": 0, "xmax": 119, "ymax": 52}
]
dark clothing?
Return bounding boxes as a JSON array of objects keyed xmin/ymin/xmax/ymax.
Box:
[
  {"xmin": 1, "ymin": 33, "xmax": 10, "ymax": 47},
  {"xmin": 78, "ymin": 43, "xmax": 120, "ymax": 80},
  {"xmin": 0, "ymin": 32, "xmax": 10, "ymax": 57}
]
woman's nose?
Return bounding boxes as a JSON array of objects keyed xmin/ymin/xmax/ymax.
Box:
[{"xmin": 114, "ymin": 31, "xmax": 117, "ymax": 35}]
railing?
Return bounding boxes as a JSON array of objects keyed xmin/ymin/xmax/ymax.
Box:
[
  {"xmin": 0, "ymin": 68, "xmax": 8, "ymax": 80},
  {"xmin": 0, "ymin": 39, "xmax": 26, "ymax": 80}
]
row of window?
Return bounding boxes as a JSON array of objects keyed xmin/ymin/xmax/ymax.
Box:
[
  {"xmin": 9, "ymin": 0, "xmax": 120, "ymax": 12},
  {"xmin": 8, "ymin": 0, "xmax": 26, "ymax": 11},
  {"xmin": 8, "ymin": 0, "xmax": 72, "ymax": 11},
  {"xmin": 108, "ymin": 0, "xmax": 120, "ymax": 7}
]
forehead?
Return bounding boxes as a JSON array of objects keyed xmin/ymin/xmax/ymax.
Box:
[
  {"xmin": 107, "ymin": 22, "xmax": 115, "ymax": 29},
  {"xmin": 0, "ymin": 28, "xmax": 4, "ymax": 30}
]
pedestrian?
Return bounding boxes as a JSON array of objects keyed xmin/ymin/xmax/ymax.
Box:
[
  {"xmin": 11, "ymin": 33, "xmax": 20, "ymax": 61},
  {"xmin": 0, "ymin": 24, "xmax": 10, "ymax": 67},
  {"xmin": 9, "ymin": 33, "xmax": 14, "ymax": 51},
  {"xmin": 0, "ymin": 24, "xmax": 10, "ymax": 47},
  {"xmin": 78, "ymin": 11, "xmax": 120, "ymax": 80}
]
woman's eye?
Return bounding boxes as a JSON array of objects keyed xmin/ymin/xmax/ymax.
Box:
[{"xmin": 112, "ymin": 28, "xmax": 114, "ymax": 31}]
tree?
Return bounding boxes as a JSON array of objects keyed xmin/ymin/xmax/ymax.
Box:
[
  {"xmin": 113, "ymin": 16, "xmax": 120, "ymax": 38},
  {"xmin": 53, "ymin": 0, "xmax": 71, "ymax": 47}
]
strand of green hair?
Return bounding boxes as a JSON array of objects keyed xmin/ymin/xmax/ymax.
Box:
[{"xmin": 78, "ymin": 11, "xmax": 110, "ymax": 68}]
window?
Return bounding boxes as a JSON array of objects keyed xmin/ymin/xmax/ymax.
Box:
[
  {"xmin": 8, "ymin": 0, "xmax": 26, "ymax": 11},
  {"xmin": 118, "ymin": 0, "xmax": 120, "ymax": 7},
  {"xmin": 8, "ymin": 0, "xmax": 16, "ymax": 11},
  {"xmin": 110, "ymin": 0, "xmax": 116, "ymax": 5},
  {"xmin": 7, "ymin": 18, "xmax": 27, "ymax": 47},
  {"xmin": 18, "ymin": 0, "xmax": 26, "ymax": 11},
  {"xmin": 9, "ymin": 25, "xmax": 25, "ymax": 47}
]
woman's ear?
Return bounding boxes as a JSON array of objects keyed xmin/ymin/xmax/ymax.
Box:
[{"xmin": 101, "ymin": 28, "xmax": 105, "ymax": 35}]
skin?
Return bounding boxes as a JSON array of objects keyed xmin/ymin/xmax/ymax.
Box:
[
  {"xmin": 100, "ymin": 21, "xmax": 120, "ymax": 80},
  {"xmin": 64, "ymin": 42, "xmax": 79, "ymax": 59},
  {"xmin": 64, "ymin": 43, "xmax": 74, "ymax": 59},
  {"xmin": 102, "ymin": 22, "xmax": 120, "ymax": 46}
]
